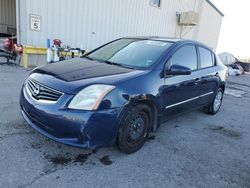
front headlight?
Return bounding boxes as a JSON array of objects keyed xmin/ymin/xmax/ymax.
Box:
[{"xmin": 68, "ymin": 84, "xmax": 115, "ymax": 110}]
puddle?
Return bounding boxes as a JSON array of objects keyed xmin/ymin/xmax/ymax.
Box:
[
  {"xmin": 99, "ymin": 155, "xmax": 113, "ymax": 166},
  {"xmin": 44, "ymin": 153, "xmax": 92, "ymax": 166},
  {"xmin": 209, "ymin": 126, "xmax": 242, "ymax": 139},
  {"xmin": 73, "ymin": 153, "xmax": 91, "ymax": 165},
  {"xmin": 44, "ymin": 154, "xmax": 72, "ymax": 166}
]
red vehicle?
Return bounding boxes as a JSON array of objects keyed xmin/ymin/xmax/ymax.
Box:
[
  {"xmin": 0, "ymin": 33, "xmax": 19, "ymax": 63},
  {"xmin": 0, "ymin": 33, "xmax": 17, "ymax": 51}
]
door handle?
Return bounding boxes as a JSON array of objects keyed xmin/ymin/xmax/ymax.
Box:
[
  {"xmin": 195, "ymin": 78, "xmax": 202, "ymax": 82},
  {"xmin": 194, "ymin": 78, "xmax": 201, "ymax": 85},
  {"xmin": 200, "ymin": 77, "xmax": 209, "ymax": 83}
]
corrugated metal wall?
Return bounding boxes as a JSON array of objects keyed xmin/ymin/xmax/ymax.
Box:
[
  {"xmin": 19, "ymin": 0, "xmax": 199, "ymax": 50},
  {"xmin": 0, "ymin": 0, "xmax": 16, "ymax": 34},
  {"xmin": 18, "ymin": 0, "xmax": 222, "ymax": 50}
]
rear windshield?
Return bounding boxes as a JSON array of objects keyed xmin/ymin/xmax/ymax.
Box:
[{"xmin": 87, "ymin": 38, "xmax": 173, "ymax": 69}]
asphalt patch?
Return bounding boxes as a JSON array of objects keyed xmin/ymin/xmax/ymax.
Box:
[
  {"xmin": 99, "ymin": 155, "xmax": 113, "ymax": 166},
  {"xmin": 209, "ymin": 126, "xmax": 242, "ymax": 139},
  {"xmin": 225, "ymin": 88, "xmax": 246, "ymax": 98}
]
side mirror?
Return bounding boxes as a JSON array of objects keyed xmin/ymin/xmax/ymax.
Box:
[{"xmin": 166, "ymin": 64, "xmax": 191, "ymax": 76}]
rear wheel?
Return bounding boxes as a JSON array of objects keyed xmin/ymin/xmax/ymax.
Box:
[
  {"xmin": 117, "ymin": 104, "xmax": 152, "ymax": 154},
  {"xmin": 204, "ymin": 88, "xmax": 224, "ymax": 115}
]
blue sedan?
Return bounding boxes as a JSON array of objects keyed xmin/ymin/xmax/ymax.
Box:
[{"xmin": 20, "ymin": 37, "xmax": 227, "ymax": 153}]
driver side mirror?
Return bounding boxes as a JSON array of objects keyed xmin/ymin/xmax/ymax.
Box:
[{"xmin": 166, "ymin": 64, "xmax": 191, "ymax": 76}]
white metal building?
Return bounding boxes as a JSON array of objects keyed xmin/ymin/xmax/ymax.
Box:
[{"xmin": 0, "ymin": 0, "xmax": 224, "ymax": 67}]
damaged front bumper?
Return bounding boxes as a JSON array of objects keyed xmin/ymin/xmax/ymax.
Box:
[{"xmin": 20, "ymin": 85, "xmax": 122, "ymax": 149}]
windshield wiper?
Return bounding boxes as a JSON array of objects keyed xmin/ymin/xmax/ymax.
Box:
[
  {"xmin": 103, "ymin": 60, "xmax": 136, "ymax": 70},
  {"xmin": 82, "ymin": 57, "xmax": 136, "ymax": 70},
  {"xmin": 83, "ymin": 56, "xmax": 94, "ymax": 60}
]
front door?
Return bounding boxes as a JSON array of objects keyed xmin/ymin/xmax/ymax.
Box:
[{"xmin": 161, "ymin": 45, "xmax": 201, "ymax": 120}]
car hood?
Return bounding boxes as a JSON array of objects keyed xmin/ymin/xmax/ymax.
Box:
[{"xmin": 30, "ymin": 58, "xmax": 146, "ymax": 94}]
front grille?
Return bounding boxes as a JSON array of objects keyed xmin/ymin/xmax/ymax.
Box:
[{"xmin": 26, "ymin": 78, "xmax": 63, "ymax": 102}]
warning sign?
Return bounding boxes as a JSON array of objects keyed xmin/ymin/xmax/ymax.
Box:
[{"xmin": 30, "ymin": 14, "xmax": 41, "ymax": 31}]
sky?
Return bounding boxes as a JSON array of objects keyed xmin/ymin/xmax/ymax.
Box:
[{"xmin": 210, "ymin": 0, "xmax": 250, "ymax": 59}]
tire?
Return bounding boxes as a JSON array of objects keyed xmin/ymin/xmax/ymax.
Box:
[
  {"xmin": 204, "ymin": 88, "xmax": 224, "ymax": 115},
  {"xmin": 117, "ymin": 104, "xmax": 153, "ymax": 154}
]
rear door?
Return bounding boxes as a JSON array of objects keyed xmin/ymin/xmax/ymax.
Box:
[{"xmin": 195, "ymin": 46, "xmax": 220, "ymax": 106}]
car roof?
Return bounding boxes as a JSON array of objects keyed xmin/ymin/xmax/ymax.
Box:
[
  {"xmin": 122, "ymin": 36, "xmax": 212, "ymax": 50},
  {"xmin": 124, "ymin": 36, "xmax": 181, "ymax": 42}
]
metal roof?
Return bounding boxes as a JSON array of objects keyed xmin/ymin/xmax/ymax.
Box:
[{"xmin": 205, "ymin": 0, "xmax": 224, "ymax": 17}]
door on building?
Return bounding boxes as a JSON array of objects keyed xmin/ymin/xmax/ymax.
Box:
[
  {"xmin": 0, "ymin": 0, "xmax": 16, "ymax": 36},
  {"xmin": 0, "ymin": 0, "xmax": 17, "ymax": 63}
]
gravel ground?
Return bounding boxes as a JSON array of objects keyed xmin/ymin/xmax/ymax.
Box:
[{"xmin": 0, "ymin": 65, "xmax": 250, "ymax": 188}]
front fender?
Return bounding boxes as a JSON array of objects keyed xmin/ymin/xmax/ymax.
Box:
[
  {"xmin": 100, "ymin": 88, "xmax": 161, "ymax": 132},
  {"xmin": 100, "ymin": 87, "xmax": 161, "ymax": 111}
]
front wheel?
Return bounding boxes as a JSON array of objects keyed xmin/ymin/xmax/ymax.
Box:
[
  {"xmin": 204, "ymin": 88, "xmax": 224, "ymax": 115},
  {"xmin": 117, "ymin": 104, "xmax": 152, "ymax": 154}
]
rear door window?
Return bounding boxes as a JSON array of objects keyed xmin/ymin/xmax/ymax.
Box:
[
  {"xmin": 167, "ymin": 45, "xmax": 198, "ymax": 71},
  {"xmin": 199, "ymin": 47, "xmax": 214, "ymax": 68}
]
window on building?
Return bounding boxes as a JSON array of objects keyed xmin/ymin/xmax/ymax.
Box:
[
  {"xmin": 166, "ymin": 45, "xmax": 198, "ymax": 71},
  {"xmin": 150, "ymin": 0, "xmax": 161, "ymax": 7},
  {"xmin": 199, "ymin": 47, "xmax": 214, "ymax": 68}
]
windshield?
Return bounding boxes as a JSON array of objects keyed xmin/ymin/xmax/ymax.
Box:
[{"xmin": 86, "ymin": 38, "xmax": 173, "ymax": 69}]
